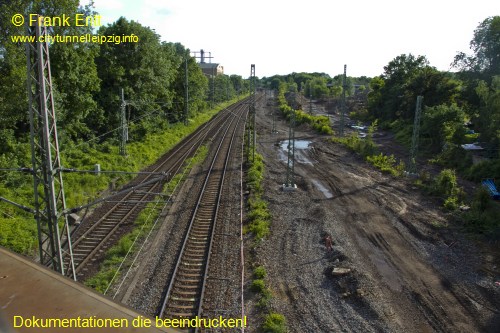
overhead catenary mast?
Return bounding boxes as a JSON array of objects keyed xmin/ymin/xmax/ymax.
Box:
[
  {"xmin": 339, "ymin": 64, "xmax": 347, "ymax": 137},
  {"xmin": 26, "ymin": 16, "xmax": 76, "ymax": 279}
]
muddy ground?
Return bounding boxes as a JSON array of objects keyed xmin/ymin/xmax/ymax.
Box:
[{"xmin": 245, "ymin": 92, "xmax": 500, "ymax": 332}]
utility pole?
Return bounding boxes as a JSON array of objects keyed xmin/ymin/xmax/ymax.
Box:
[
  {"xmin": 26, "ymin": 17, "xmax": 75, "ymax": 279},
  {"xmin": 248, "ymin": 64, "xmax": 256, "ymax": 161},
  {"xmin": 119, "ymin": 88, "xmax": 128, "ymax": 156},
  {"xmin": 309, "ymin": 81, "xmax": 313, "ymax": 114},
  {"xmin": 339, "ymin": 64, "xmax": 347, "ymax": 137},
  {"xmin": 272, "ymin": 112, "xmax": 277, "ymax": 134},
  {"xmin": 407, "ymin": 96, "xmax": 423, "ymax": 175},
  {"xmin": 284, "ymin": 109, "xmax": 296, "ymax": 191},
  {"xmin": 211, "ymin": 66, "xmax": 215, "ymax": 107},
  {"xmin": 184, "ymin": 56, "xmax": 189, "ymax": 125}
]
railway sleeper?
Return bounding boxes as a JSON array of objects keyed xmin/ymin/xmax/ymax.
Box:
[
  {"xmin": 184, "ymin": 247, "xmax": 205, "ymax": 254},
  {"xmin": 176, "ymin": 281, "xmax": 200, "ymax": 288},
  {"xmin": 183, "ymin": 252, "xmax": 205, "ymax": 258},
  {"xmin": 182, "ymin": 257, "xmax": 205, "ymax": 263},
  {"xmin": 172, "ymin": 290, "xmax": 199, "ymax": 297},
  {"xmin": 190, "ymin": 244, "xmax": 206, "ymax": 252},
  {"xmin": 179, "ymin": 266, "xmax": 203, "ymax": 273},
  {"xmin": 181, "ymin": 261, "xmax": 203, "ymax": 267},
  {"xmin": 187, "ymin": 240, "xmax": 208, "ymax": 246},
  {"xmin": 177, "ymin": 274, "xmax": 201, "ymax": 283},
  {"xmin": 170, "ymin": 296, "xmax": 197, "ymax": 303},
  {"xmin": 165, "ymin": 311, "xmax": 196, "ymax": 318},
  {"xmin": 191, "ymin": 227, "xmax": 210, "ymax": 234}
]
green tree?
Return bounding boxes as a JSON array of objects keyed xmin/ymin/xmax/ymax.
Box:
[
  {"xmin": 304, "ymin": 77, "xmax": 329, "ymax": 99},
  {"xmin": 165, "ymin": 43, "xmax": 208, "ymax": 123},
  {"xmin": 95, "ymin": 17, "xmax": 176, "ymax": 137},
  {"xmin": 453, "ymin": 16, "xmax": 500, "ymax": 78},
  {"xmin": 420, "ymin": 104, "xmax": 467, "ymax": 153},
  {"xmin": 50, "ymin": 3, "xmax": 102, "ymax": 142},
  {"xmin": 371, "ymin": 54, "xmax": 429, "ymax": 121},
  {"xmin": 0, "ymin": 0, "xmax": 95, "ymax": 145},
  {"xmin": 475, "ymin": 76, "xmax": 500, "ymax": 151},
  {"xmin": 368, "ymin": 54, "xmax": 460, "ymax": 122}
]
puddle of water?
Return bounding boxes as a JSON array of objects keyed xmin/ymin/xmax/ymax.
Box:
[
  {"xmin": 278, "ymin": 140, "xmax": 315, "ymax": 164},
  {"xmin": 311, "ymin": 179, "xmax": 333, "ymax": 199},
  {"xmin": 280, "ymin": 139, "xmax": 312, "ymax": 150}
]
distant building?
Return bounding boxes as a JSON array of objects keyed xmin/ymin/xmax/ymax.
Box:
[
  {"xmin": 199, "ymin": 62, "xmax": 224, "ymax": 76},
  {"xmin": 197, "ymin": 49, "xmax": 223, "ymax": 76}
]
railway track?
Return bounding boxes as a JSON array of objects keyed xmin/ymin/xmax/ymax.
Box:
[
  {"xmin": 64, "ymin": 99, "xmax": 249, "ymax": 279},
  {"xmin": 157, "ymin": 101, "xmax": 247, "ymax": 327}
]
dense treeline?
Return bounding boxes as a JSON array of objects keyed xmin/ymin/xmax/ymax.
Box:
[
  {"xmin": 364, "ymin": 16, "xmax": 499, "ymax": 180},
  {"xmin": 0, "ymin": 1, "xmax": 247, "ymax": 148},
  {"xmin": 0, "ymin": 1, "xmax": 249, "ymax": 253},
  {"xmin": 259, "ymin": 16, "xmax": 499, "ymax": 236},
  {"xmin": 261, "ymin": 72, "xmax": 370, "ymax": 100}
]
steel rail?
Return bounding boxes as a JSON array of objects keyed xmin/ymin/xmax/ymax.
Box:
[{"xmin": 158, "ymin": 102, "xmax": 247, "ymax": 321}]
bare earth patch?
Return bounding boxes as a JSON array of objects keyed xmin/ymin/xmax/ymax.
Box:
[{"xmin": 244, "ymin": 92, "xmax": 499, "ymax": 333}]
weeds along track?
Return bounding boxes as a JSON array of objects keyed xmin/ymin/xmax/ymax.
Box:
[
  {"xmin": 65, "ymin": 99, "xmax": 249, "ymax": 279},
  {"xmin": 157, "ymin": 100, "xmax": 248, "ymax": 326}
]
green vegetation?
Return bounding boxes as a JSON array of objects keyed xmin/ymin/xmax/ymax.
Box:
[
  {"xmin": 0, "ymin": 97, "xmax": 242, "ymax": 255},
  {"xmin": 245, "ymin": 153, "xmax": 271, "ymax": 241},
  {"xmin": 428, "ymin": 169, "xmax": 464, "ymax": 210},
  {"xmin": 276, "ymin": 83, "xmax": 334, "ymax": 135},
  {"xmin": 244, "ymin": 129, "xmax": 285, "ymax": 332},
  {"xmin": 0, "ymin": 1, "xmax": 253, "ymax": 255},
  {"xmin": 251, "ymin": 265, "xmax": 272, "ymax": 308},
  {"xmin": 339, "ymin": 16, "xmax": 500, "ymax": 237},
  {"xmin": 253, "ymin": 265, "xmax": 267, "ymax": 279},
  {"xmin": 462, "ymin": 187, "xmax": 500, "ymax": 236},
  {"xmin": 84, "ymin": 144, "xmax": 209, "ymax": 293},
  {"xmin": 366, "ymin": 154, "xmax": 405, "ymax": 177},
  {"xmin": 262, "ymin": 313, "xmax": 287, "ymax": 333},
  {"xmin": 334, "ymin": 121, "xmax": 406, "ymax": 177}
]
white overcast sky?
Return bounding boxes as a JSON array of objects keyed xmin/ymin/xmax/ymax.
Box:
[{"xmin": 82, "ymin": 0, "xmax": 499, "ymax": 78}]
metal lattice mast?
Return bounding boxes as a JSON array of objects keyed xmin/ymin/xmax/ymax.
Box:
[
  {"xmin": 408, "ymin": 96, "xmax": 423, "ymax": 174},
  {"xmin": 339, "ymin": 64, "xmax": 347, "ymax": 136},
  {"xmin": 26, "ymin": 18, "xmax": 75, "ymax": 278},
  {"xmin": 184, "ymin": 56, "xmax": 189, "ymax": 125},
  {"xmin": 247, "ymin": 64, "xmax": 256, "ymax": 161},
  {"xmin": 309, "ymin": 81, "xmax": 313, "ymax": 114},
  {"xmin": 119, "ymin": 88, "xmax": 128, "ymax": 156},
  {"xmin": 272, "ymin": 112, "xmax": 277, "ymax": 134},
  {"xmin": 251, "ymin": 65, "xmax": 256, "ymax": 161},
  {"xmin": 285, "ymin": 109, "xmax": 296, "ymax": 188}
]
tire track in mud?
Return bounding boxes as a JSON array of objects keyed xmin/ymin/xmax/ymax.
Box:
[
  {"xmin": 249, "ymin": 94, "xmax": 496, "ymax": 332},
  {"xmin": 311, "ymin": 141, "xmax": 486, "ymax": 332}
]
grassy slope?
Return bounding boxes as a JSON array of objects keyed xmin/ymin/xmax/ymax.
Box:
[{"xmin": 0, "ymin": 96, "xmax": 245, "ymax": 255}]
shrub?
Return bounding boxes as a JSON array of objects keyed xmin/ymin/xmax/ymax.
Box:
[
  {"xmin": 428, "ymin": 169, "xmax": 464, "ymax": 210},
  {"xmin": 433, "ymin": 145, "xmax": 472, "ymax": 172},
  {"xmin": 254, "ymin": 266, "xmax": 267, "ymax": 279},
  {"xmin": 366, "ymin": 153, "xmax": 405, "ymax": 176},
  {"xmin": 472, "ymin": 186, "xmax": 492, "ymax": 212},
  {"xmin": 262, "ymin": 313, "xmax": 287, "ymax": 333},
  {"xmin": 247, "ymin": 218, "xmax": 270, "ymax": 240},
  {"xmin": 251, "ymin": 279, "xmax": 266, "ymax": 293},
  {"xmin": 431, "ymin": 169, "xmax": 461, "ymax": 198}
]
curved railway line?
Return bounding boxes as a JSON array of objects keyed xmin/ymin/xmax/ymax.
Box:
[
  {"xmin": 65, "ymin": 99, "xmax": 249, "ymax": 279},
  {"xmin": 157, "ymin": 101, "xmax": 247, "ymax": 324}
]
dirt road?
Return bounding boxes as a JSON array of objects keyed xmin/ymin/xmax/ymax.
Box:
[{"xmin": 246, "ymin": 92, "xmax": 499, "ymax": 332}]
